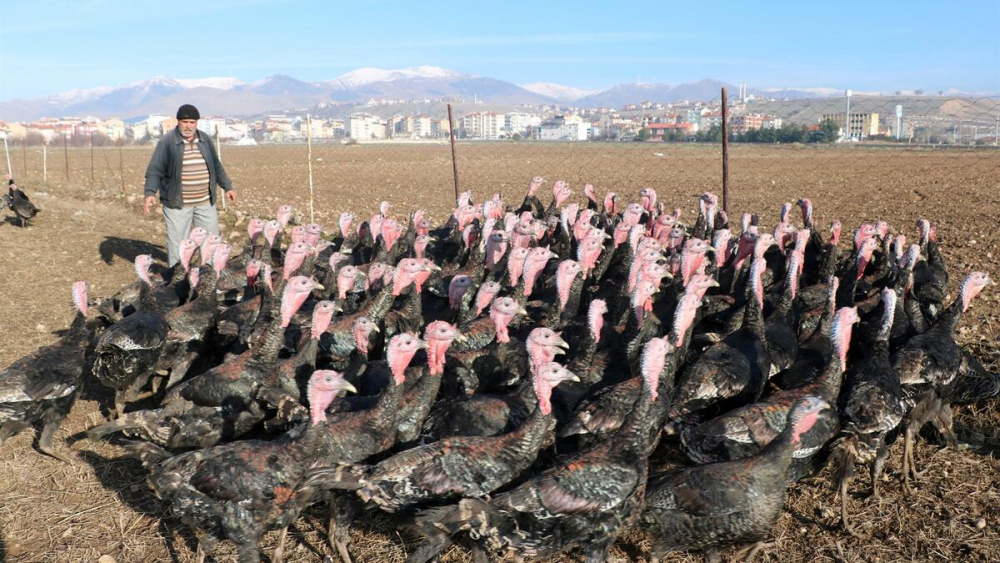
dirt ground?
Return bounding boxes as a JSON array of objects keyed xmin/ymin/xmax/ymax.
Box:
[{"xmin": 0, "ymin": 144, "xmax": 998, "ymax": 562}]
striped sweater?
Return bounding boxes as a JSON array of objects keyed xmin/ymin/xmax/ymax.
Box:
[{"xmin": 181, "ymin": 139, "xmax": 211, "ymax": 207}]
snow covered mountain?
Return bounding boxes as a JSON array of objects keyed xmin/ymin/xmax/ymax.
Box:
[{"xmin": 521, "ymin": 82, "xmax": 597, "ymax": 103}]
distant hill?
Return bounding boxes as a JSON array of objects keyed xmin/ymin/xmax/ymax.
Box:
[{"xmin": 1, "ymin": 67, "xmax": 994, "ymax": 122}]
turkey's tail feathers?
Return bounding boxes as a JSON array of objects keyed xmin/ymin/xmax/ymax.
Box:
[
  {"xmin": 301, "ymin": 463, "xmax": 370, "ymax": 491},
  {"xmin": 121, "ymin": 439, "xmax": 171, "ymax": 468}
]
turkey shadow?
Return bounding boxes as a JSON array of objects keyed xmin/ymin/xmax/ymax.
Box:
[
  {"xmin": 99, "ymin": 236, "xmax": 168, "ymax": 265},
  {"xmin": 77, "ymin": 449, "xmax": 198, "ymax": 563},
  {"xmin": 4, "ymin": 214, "xmax": 26, "ymax": 227}
]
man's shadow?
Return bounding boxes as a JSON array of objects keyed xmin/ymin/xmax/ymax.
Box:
[{"xmin": 99, "ymin": 236, "xmax": 168, "ymax": 265}]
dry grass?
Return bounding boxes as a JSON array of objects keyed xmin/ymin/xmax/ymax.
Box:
[{"xmin": 0, "ymin": 144, "xmax": 998, "ymax": 562}]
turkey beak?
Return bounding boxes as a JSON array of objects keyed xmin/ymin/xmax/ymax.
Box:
[
  {"xmin": 313, "ymin": 282, "xmax": 325, "ymax": 291},
  {"xmin": 518, "ymin": 307, "xmax": 529, "ymax": 317},
  {"xmin": 567, "ymin": 372, "xmax": 581, "ymax": 383},
  {"xmin": 340, "ymin": 381, "xmax": 358, "ymax": 394},
  {"xmin": 709, "ymin": 279, "xmax": 720, "ymax": 287},
  {"xmin": 555, "ymin": 336, "xmax": 571, "ymax": 350},
  {"xmin": 456, "ymin": 332, "xmax": 468, "ymax": 342},
  {"xmin": 371, "ymin": 325, "xmax": 380, "ymax": 333}
]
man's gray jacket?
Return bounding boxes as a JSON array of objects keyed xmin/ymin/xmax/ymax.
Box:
[{"xmin": 143, "ymin": 127, "xmax": 232, "ymax": 209}]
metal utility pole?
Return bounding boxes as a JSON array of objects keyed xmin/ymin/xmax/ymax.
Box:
[
  {"xmin": 306, "ymin": 114, "xmax": 315, "ymax": 223},
  {"xmin": 90, "ymin": 132, "xmax": 95, "ymax": 185},
  {"xmin": 895, "ymin": 104, "xmax": 902, "ymax": 141},
  {"xmin": 119, "ymin": 143, "xmax": 125, "ymax": 194},
  {"xmin": 63, "ymin": 134, "xmax": 70, "ymax": 182},
  {"xmin": 721, "ymin": 87, "xmax": 730, "ymax": 214},
  {"xmin": 447, "ymin": 104, "xmax": 460, "ymax": 202},
  {"xmin": 844, "ymin": 89, "xmax": 852, "ymax": 140},
  {"xmin": 43, "ymin": 142, "xmax": 47, "ymax": 182}
]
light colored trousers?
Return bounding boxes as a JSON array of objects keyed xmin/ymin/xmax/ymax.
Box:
[{"xmin": 163, "ymin": 203, "xmax": 220, "ymax": 266}]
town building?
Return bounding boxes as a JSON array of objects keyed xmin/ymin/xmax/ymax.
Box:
[{"xmin": 821, "ymin": 112, "xmax": 880, "ymax": 139}]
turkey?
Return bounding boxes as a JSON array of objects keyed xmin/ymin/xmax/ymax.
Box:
[
  {"xmin": 833, "ymin": 288, "xmax": 905, "ymax": 535},
  {"xmin": 670, "ymin": 236, "xmax": 773, "ymax": 423},
  {"xmin": 641, "ymin": 396, "xmax": 830, "ymax": 563},
  {"xmin": 892, "ymin": 271, "xmax": 993, "ymax": 490},
  {"xmin": 92, "ymin": 255, "xmax": 170, "ymax": 416},
  {"xmin": 128, "ymin": 369, "xmax": 357, "ymax": 563},
  {"xmin": 5, "ymin": 177, "xmax": 39, "ymax": 227},
  {"xmin": 409, "ymin": 337, "xmax": 672, "ymax": 563},
  {"xmin": 305, "ymin": 362, "xmax": 579, "ymax": 514},
  {"xmin": 0, "ymin": 282, "xmax": 100, "ymax": 462},
  {"xmin": 86, "ymin": 276, "xmax": 322, "ymax": 448},
  {"xmin": 680, "ymin": 307, "xmax": 857, "ymax": 483}
]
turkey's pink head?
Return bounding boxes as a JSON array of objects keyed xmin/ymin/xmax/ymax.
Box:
[
  {"xmin": 178, "ymin": 239, "xmax": 199, "ymax": 272},
  {"xmin": 522, "ymin": 246, "xmax": 557, "ymax": 297},
  {"xmin": 424, "ymin": 321, "xmax": 464, "ymax": 375},
  {"xmin": 960, "ymin": 272, "xmax": 994, "ymax": 312},
  {"xmin": 462, "ymin": 223, "xmax": 480, "ymax": 251},
  {"xmin": 628, "ymin": 248, "xmax": 662, "ymax": 293},
  {"xmin": 613, "ymin": 222, "xmax": 631, "ymax": 248},
  {"xmin": 351, "ymin": 316, "xmax": 379, "ymax": 355},
  {"xmin": 576, "ymin": 238, "xmax": 603, "ymax": 276},
  {"xmin": 506, "ymin": 247, "xmax": 530, "ymax": 287},
  {"xmin": 328, "ymin": 252, "xmax": 349, "ymax": 272},
  {"xmin": 587, "ymin": 299, "xmax": 608, "ymax": 342},
  {"xmin": 712, "ymin": 229, "xmax": 733, "ymax": 268},
  {"xmin": 681, "ymin": 238, "xmax": 710, "ymax": 287},
  {"xmin": 573, "ymin": 210, "xmax": 596, "ymax": 242},
  {"xmin": 413, "ymin": 259, "xmax": 438, "ymax": 293},
  {"xmin": 276, "ymin": 205, "xmax": 294, "ymax": 228},
  {"xmin": 797, "ymin": 198, "xmax": 814, "ymax": 227},
  {"xmin": 916, "ymin": 218, "xmax": 931, "ymax": 246},
  {"xmin": 528, "ymin": 176, "xmax": 544, "ymax": 196},
  {"xmin": 367, "ymin": 262, "xmax": 389, "ymax": 291},
  {"xmin": 307, "ymin": 370, "xmax": 356, "ymax": 426},
  {"xmin": 875, "ymin": 221, "xmax": 890, "ymax": 241},
  {"xmin": 72, "ymin": 281, "xmax": 89, "ymax": 317},
  {"xmin": 526, "ymin": 327, "xmax": 570, "ymax": 373},
  {"xmin": 604, "ymin": 192, "xmax": 618, "ymax": 215},
  {"xmin": 853, "ymin": 223, "xmax": 876, "ymax": 250},
  {"xmin": 631, "ymin": 279, "xmax": 659, "ymax": 323},
  {"xmin": 583, "ymin": 183, "xmax": 596, "ymax": 203},
  {"xmin": 485, "ymin": 231, "xmax": 509, "ymax": 269},
  {"xmin": 893, "ymin": 234, "xmax": 907, "ymax": 263},
  {"xmin": 305, "ymin": 224, "xmax": 323, "ymax": 247},
  {"xmin": 448, "ymin": 275, "xmax": 474, "ymax": 309},
  {"xmin": 188, "ymin": 227, "xmax": 208, "ymax": 247},
  {"xmin": 368, "ymin": 213, "xmax": 384, "ymax": 242},
  {"xmin": 666, "ymin": 226, "xmax": 687, "ymax": 252},
  {"xmin": 411, "ymin": 208, "xmax": 426, "ymax": 228},
  {"xmin": 212, "ymin": 244, "xmax": 232, "ymax": 276},
  {"xmin": 829, "ymin": 219, "xmax": 842, "ymax": 246},
  {"xmin": 456, "ymin": 205, "xmax": 479, "ymax": 232},
  {"xmin": 247, "ymin": 218, "xmax": 265, "ymax": 244},
  {"xmin": 392, "ymin": 258, "xmax": 435, "ymax": 296},
  {"xmin": 779, "ymin": 202, "xmax": 793, "ymax": 224},
  {"xmin": 386, "ymin": 333, "xmax": 426, "ymax": 386},
  {"xmin": 381, "ymin": 218, "xmax": 401, "ymax": 252},
  {"xmin": 134, "ymin": 254, "xmax": 155, "ymax": 287},
  {"xmin": 263, "ymin": 220, "xmax": 281, "ymax": 247},
  {"xmin": 560, "ymin": 203, "xmax": 580, "ymax": 234},
  {"xmin": 414, "ymin": 235, "xmax": 434, "ymax": 260},
  {"xmin": 457, "ymin": 190, "xmax": 473, "ymax": 208},
  {"xmin": 878, "ymin": 288, "xmax": 898, "ymax": 339},
  {"xmin": 856, "ymin": 237, "xmax": 878, "ymax": 280},
  {"xmin": 555, "ymin": 260, "xmax": 583, "ymax": 311},
  {"xmin": 623, "ymin": 203, "xmax": 645, "ymax": 227},
  {"xmin": 280, "ymin": 276, "xmax": 322, "ymax": 327},
  {"xmin": 749, "ymin": 255, "xmax": 766, "ymax": 311},
  {"xmin": 533, "ymin": 362, "xmax": 579, "ymax": 415},
  {"xmin": 640, "ymin": 336, "xmax": 672, "ymax": 401},
  {"xmin": 640, "ymin": 260, "xmax": 671, "ymax": 288},
  {"xmin": 338, "ymin": 212, "xmax": 354, "ymax": 238},
  {"xmin": 416, "ymin": 218, "xmax": 432, "ymax": 237},
  {"xmin": 672, "ymin": 292, "xmax": 702, "ymax": 347},
  {"xmin": 554, "ymin": 185, "xmax": 572, "ymax": 208},
  {"xmin": 685, "ymin": 273, "xmax": 718, "ymax": 300},
  {"xmin": 290, "ymin": 225, "xmax": 307, "ymax": 245},
  {"xmin": 790, "ymin": 396, "xmax": 831, "ymax": 444},
  {"xmin": 489, "ymin": 297, "xmax": 525, "ymax": 343},
  {"xmin": 901, "ymin": 244, "xmax": 920, "ymax": 271},
  {"xmin": 474, "ymin": 281, "xmax": 502, "ymax": 317},
  {"xmin": 282, "ymin": 242, "xmax": 310, "ymax": 280},
  {"xmin": 482, "ymin": 199, "xmax": 502, "ymax": 221},
  {"xmin": 639, "ymin": 187, "xmax": 657, "ymax": 213},
  {"xmin": 379, "ymin": 200, "xmax": 391, "ymax": 217},
  {"xmin": 653, "ymin": 213, "xmax": 676, "ymax": 240},
  {"xmin": 311, "ymin": 300, "xmax": 339, "ymax": 340},
  {"xmin": 772, "ymin": 222, "xmax": 796, "ymax": 252},
  {"xmin": 551, "ymin": 180, "xmax": 567, "ymax": 201},
  {"xmin": 337, "ymin": 266, "xmax": 360, "ymax": 299},
  {"xmin": 200, "ymin": 235, "xmax": 223, "ymax": 266}
]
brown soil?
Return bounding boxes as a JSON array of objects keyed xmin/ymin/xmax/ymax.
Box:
[{"xmin": 0, "ymin": 144, "xmax": 997, "ymax": 562}]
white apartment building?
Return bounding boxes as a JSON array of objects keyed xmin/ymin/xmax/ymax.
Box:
[
  {"xmin": 461, "ymin": 112, "xmax": 506, "ymax": 139},
  {"xmin": 505, "ymin": 112, "xmax": 542, "ymax": 137},
  {"xmin": 348, "ymin": 114, "xmax": 386, "ymax": 139}
]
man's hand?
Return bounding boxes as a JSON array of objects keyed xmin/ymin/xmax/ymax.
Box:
[
  {"xmin": 226, "ymin": 190, "xmax": 237, "ymax": 205},
  {"xmin": 143, "ymin": 195, "xmax": 156, "ymax": 215}
]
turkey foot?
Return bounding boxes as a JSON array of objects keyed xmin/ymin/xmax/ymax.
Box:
[
  {"xmin": 38, "ymin": 419, "xmax": 76, "ymax": 465},
  {"xmin": 734, "ymin": 541, "xmax": 773, "ymax": 562}
]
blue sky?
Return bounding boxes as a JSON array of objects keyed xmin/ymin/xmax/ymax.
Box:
[{"xmin": 1, "ymin": 0, "xmax": 998, "ymax": 99}]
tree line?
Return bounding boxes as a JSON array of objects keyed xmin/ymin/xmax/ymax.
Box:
[{"xmin": 638, "ymin": 119, "xmax": 841, "ymax": 144}]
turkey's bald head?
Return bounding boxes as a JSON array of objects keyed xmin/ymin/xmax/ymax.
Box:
[
  {"xmin": 307, "ymin": 370, "xmax": 356, "ymax": 425},
  {"xmin": 386, "ymin": 333, "xmax": 426, "ymax": 386}
]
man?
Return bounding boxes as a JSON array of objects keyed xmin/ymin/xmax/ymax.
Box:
[{"xmin": 144, "ymin": 104, "xmax": 237, "ymax": 266}]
